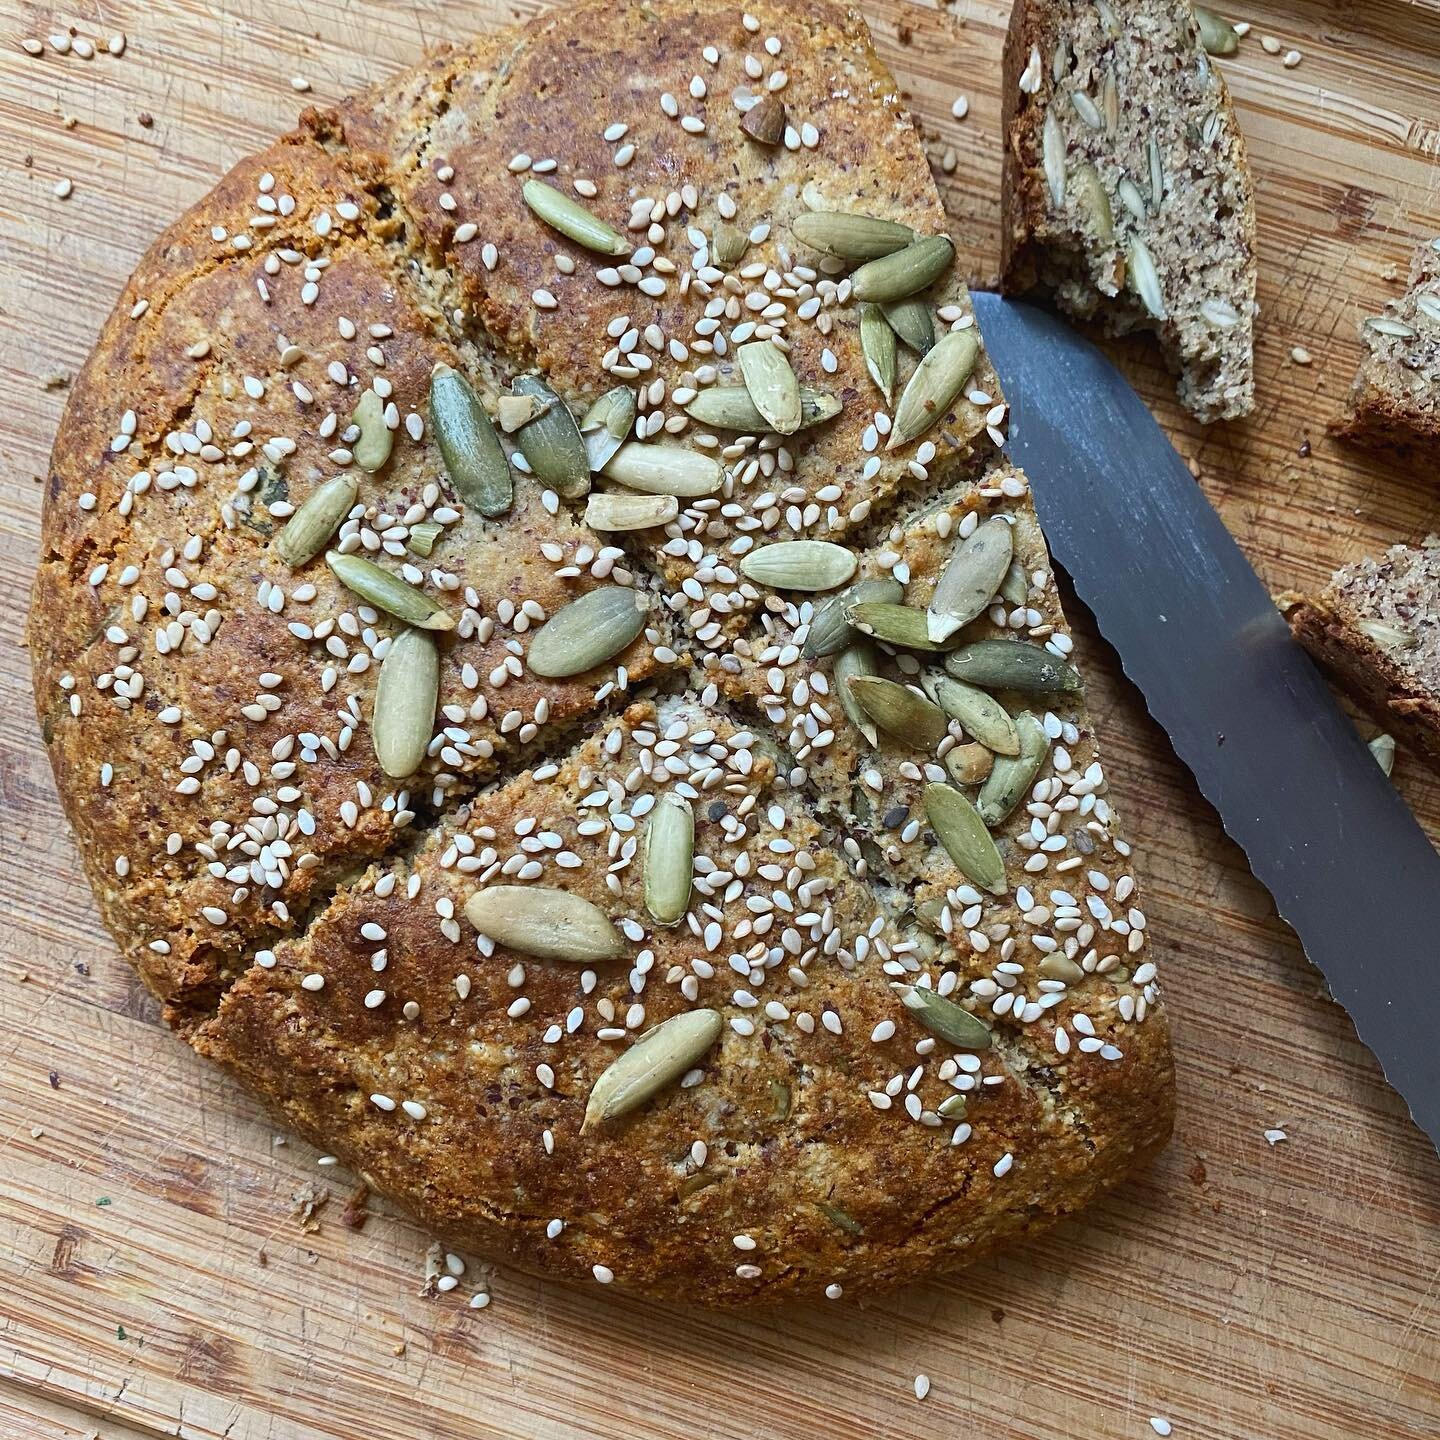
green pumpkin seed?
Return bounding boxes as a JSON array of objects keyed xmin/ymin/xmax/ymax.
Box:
[
  {"xmin": 834, "ymin": 643, "xmax": 879, "ymax": 746},
  {"xmin": 768, "ymin": 1078, "xmax": 792, "ymax": 1121},
  {"xmin": 430, "ymin": 363, "xmax": 512, "ymax": 517},
  {"xmin": 1127, "ymin": 237, "xmax": 1167, "ymax": 320},
  {"xmin": 944, "ymin": 741, "xmax": 995, "ymax": 786},
  {"xmin": 603, "ymin": 442, "xmax": 721, "ymax": 496},
  {"xmin": 684, "ymin": 385, "xmax": 841, "ymax": 432},
  {"xmin": 712, "ymin": 220, "xmax": 749, "ymax": 267},
  {"xmin": 999, "ymin": 559, "xmax": 1030, "ymax": 606},
  {"xmin": 465, "ymin": 885, "xmax": 626, "ymax": 963},
  {"xmin": 923, "ymin": 782, "xmax": 1006, "ymax": 893},
  {"xmin": 976, "ymin": 711, "xmax": 1050, "ymax": 827},
  {"xmin": 1039, "ymin": 953, "xmax": 1085, "ymax": 984},
  {"xmin": 740, "ymin": 540, "xmax": 857, "ymax": 592},
  {"xmin": 326, "ymin": 551, "xmax": 454, "ymax": 630},
  {"xmin": 850, "ymin": 234, "xmax": 955, "ymax": 303},
  {"xmin": 892, "ymin": 981, "xmax": 992, "ymax": 1049},
  {"xmin": 737, "ymin": 340, "xmax": 801, "ymax": 435},
  {"xmin": 408, "ymin": 520, "xmax": 443, "ymax": 558},
  {"xmin": 522, "ymin": 179, "xmax": 629, "ymax": 256},
  {"xmin": 512, "ymin": 375, "xmax": 589, "ymax": 499},
  {"xmin": 274, "ymin": 475, "xmax": 357, "ymax": 568},
  {"xmin": 789, "ymin": 209, "xmax": 914, "ymax": 260},
  {"xmin": 1194, "ymin": 5, "xmax": 1238, "ymax": 54},
  {"xmin": 817, "ymin": 1202, "xmax": 863, "ymax": 1236},
  {"xmin": 1074, "ymin": 163, "xmax": 1114, "ymax": 244},
  {"xmin": 944, "ymin": 639, "xmax": 1082, "ymax": 696},
  {"xmin": 584, "ymin": 491, "xmax": 679, "ymax": 531},
  {"xmin": 372, "ymin": 628, "xmax": 439, "ymax": 779},
  {"xmin": 1370, "ymin": 732, "xmax": 1396, "ymax": 778},
  {"xmin": 937, "ymin": 1093, "xmax": 969, "ymax": 1120},
  {"xmin": 350, "ymin": 390, "xmax": 393, "ymax": 473},
  {"xmin": 846, "ymin": 601, "xmax": 953, "ymax": 652},
  {"xmin": 928, "ymin": 516, "xmax": 1014, "ymax": 643},
  {"xmin": 888, "ymin": 328, "xmax": 981, "ymax": 449},
  {"xmin": 582, "ymin": 1008, "xmax": 722, "ymax": 1129},
  {"xmin": 934, "ymin": 677, "xmax": 1020, "ymax": 756},
  {"xmin": 580, "ymin": 385, "xmax": 637, "ymax": 472},
  {"xmin": 803, "ymin": 577, "xmax": 903, "ymax": 659},
  {"xmin": 847, "ymin": 676, "xmax": 947, "ymax": 750},
  {"xmin": 882, "ymin": 297, "xmax": 935, "ymax": 354},
  {"xmin": 644, "ymin": 792, "xmax": 694, "ymax": 925},
  {"xmin": 526, "ymin": 586, "xmax": 648, "ymax": 678},
  {"xmin": 859, "ymin": 304, "xmax": 897, "ymax": 404}
]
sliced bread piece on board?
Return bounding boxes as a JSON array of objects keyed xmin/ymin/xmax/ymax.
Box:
[
  {"xmin": 1001, "ymin": 0, "xmax": 1257, "ymax": 423},
  {"xmin": 1331, "ymin": 237, "xmax": 1440, "ymax": 455},
  {"xmin": 1284, "ymin": 539, "xmax": 1440, "ymax": 773}
]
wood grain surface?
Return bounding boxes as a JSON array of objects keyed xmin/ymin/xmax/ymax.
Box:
[{"xmin": 2, "ymin": 1, "xmax": 1438, "ymax": 1437}]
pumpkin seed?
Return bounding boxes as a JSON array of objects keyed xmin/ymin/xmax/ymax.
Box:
[
  {"xmin": 326, "ymin": 551, "xmax": 454, "ymax": 630},
  {"xmin": 847, "ymin": 676, "xmax": 947, "ymax": 750},
  {"xmin": 526, "ymin": 586, "xmax": 647, "ymax": 677},
  {"xmin": 1039, "ymin": 953, "xmax": 1085, "ymax": 984},
  {"xmin": 465, "ymin": 885, "xmax": 626, "ymax": 963},
  {"xmin": 937, "ymin": 1093, "xmax": 969, "ymax": 1120},
  {"xmin": 944, "ymin": 741, "xmax": 995, "ymax": 786},
  {"xmin": 1357, "ymin": 618, "xmax": 1416, "ymax": 650},
  {"xmin": 850, "ymin": 234, "xmax": 954, "ymax": 303},
  {"xmin": 685, "ymin": 384, "xmax": 841, "ymax": 432},
  {"xmin": 372, "ymin": 628, "xmax": 439, "ymax": 779},
  {"xmin": 818, "ymin": 1202, "xmax": 863, "ymax": 1236},
  {"xmin": 945, "ymin": 639, "xmax": 1083, "ymax": 695},
  {"xmin": 582, "ymin": 1008, "xmax": 722, "ymax": 1129},
  {"xmin": 928, "ymin": 516, "xmax": 1015, "ymax": 642},
  {"xmin": 923, "ymin": 782, "xmax": 1006, "ymax": 893},
  {"xmin": 1194, "ymin": 5, "xmax": 1238, "ymax": 54},
  {"xmin": 430, "ymin": 363, "xmax": 512, "ymax": 517},
  {"xmin": 882, "ymin": 297, "xmax": 935, "ymax": 354},
  {"xmin": 740, "ymin": 539, "xmax": 856, "ymax": 592},
  {"xmin": 859, "ymin": 304, "xmax": 897, "ymax": 404},
  {"xmin": 581, "ymin": 385, "xmax": 637, "ymax": 471},
  {"xmin": 739, "ymin": 92, "xmax": 786, "ymax": 145},
  {"xmin": 712, "ymin": 220, "xmax": 749, "ymax": 267},
  {"xmin": 407, "ymin": 520, "xmax": 443, "ymax": 558},
  {"xmin": 934, "ymin": 677, "xmax": 1020, "ymax": 756},
  {"xmin": 1370, "ymin": 732, "xmax": 1396, "ymax": 778},
  {"xmin": 274, "ymin": 474, "xmax": 356, "ymax": 567},
  {"xmin": 603, "ymin": 441, "xmax": 721, "ymax": 496},
  {"xmin": 976, "ymin": 711, "xmax": 1051, "ymax": 827},
  {"xmin": 846, "ymin": 601, "xmax": 953, "ymax": 652},
  {"xmin": 522, "ymin": 179, "xmax": 629, "ymax": 256},
  {"xmin": 512, "ymin": 375, "xmax": 589, "ymax": 499},
  {"xmin": 803, "ymin": 577, "xmax": 903, "ymax": 659},
  {"xmin": 1127, "ymin": 237, "xmax": 1167, "ymax": 320},
  {"xmin": 644, "ymin": 792, "xmax": 694, "ymax": 925},
  {"xmin": 789, "ymin": 209, "xmax": 914, "ymax": 260},
  {"xmin": 768, "ymin": 1078, "xmax": 792, "ymax": 1121},
  {"xmin": 834, "ymin": 643, "xmax": 879, "ymax": 746},
  {"xmin": 1043, "ymin": 110, "xmax": 1067, "ymax": 209},
  {"xmin": 892, "ymin": 982, "xmax": 992, "ymax": 1050},
  {"xmin": 350, "ymin": 390, "xmax": 393, "ymax": 473},
  {"xmin": 1074, "ymin": 163, "xmax": 1114, "ymax": 244},
  {"xmin": 737, "ymin": 340, "xmax": 801, "ymax": 435},
  {"xmin": 999, "ymin": 559, "xmax": 1030, "ymax": 606},
  {"xmin": 583, "ymin": 491, "xmax": 679, "ymax": 531},
  {"xmin": 887, "ymin": 328, "xmax": 981, "ymax": 449}
]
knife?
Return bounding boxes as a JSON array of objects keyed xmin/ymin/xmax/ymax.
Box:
[{"xmin": 971, "ymin": 291, "xmax": 1440, "ymax": 1152}]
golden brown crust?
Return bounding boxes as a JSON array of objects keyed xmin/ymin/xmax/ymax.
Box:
[{"xmin": 33, "ymin": 0, "xmax": 1173, "ymax": 1304}]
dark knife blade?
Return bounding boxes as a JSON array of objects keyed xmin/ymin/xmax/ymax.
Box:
[{"xmin": 972, "ymin": 290, "xmax": 1440, "ymax": 1151}]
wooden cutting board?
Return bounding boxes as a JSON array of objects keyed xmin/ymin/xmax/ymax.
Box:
[{"xmin": 1, "ymin": 2, "xmax": 1437, "ymax": 1436}]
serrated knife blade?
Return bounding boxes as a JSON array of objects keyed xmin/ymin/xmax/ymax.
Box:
[{"xmin": 971, "ymin": 290, "xmax": 1440, "ymax": 1152}]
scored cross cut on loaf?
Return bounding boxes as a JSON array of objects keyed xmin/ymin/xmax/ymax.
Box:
[{"xmin": 30, "ymin": 0, "xmax": 1174, "ymax": 1304}]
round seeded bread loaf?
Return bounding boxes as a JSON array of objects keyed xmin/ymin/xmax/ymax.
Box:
[{"xmin": 30, "ymin": 0, "xmax": 1174, "ymax": 1304}]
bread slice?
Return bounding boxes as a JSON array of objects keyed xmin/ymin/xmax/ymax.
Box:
[
  {"xmin": 1001, "ymin": 0, "xmax": 1257, "ymax": 422},
  {"xmin": 1284, "ymin": 539, "xmax": 1440, "ymax": 771},
  {"xmin": 1332, "ymin": 237, "xmax": 1440, "ymax": 454}
]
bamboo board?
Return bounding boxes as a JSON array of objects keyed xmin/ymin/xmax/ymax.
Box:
[{"xmin": 0, "ymin": 2, "xmax": 1437, "ymax": 1437}]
